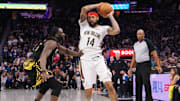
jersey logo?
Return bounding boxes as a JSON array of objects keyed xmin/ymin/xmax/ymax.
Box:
[{"xmin": 84, "ymin": 30, "xmax": 100, "ymax": 39}]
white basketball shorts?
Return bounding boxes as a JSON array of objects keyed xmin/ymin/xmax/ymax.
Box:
[{"xmin": 79, "ymin": 55, "xmax": 112, "ymax": 89}]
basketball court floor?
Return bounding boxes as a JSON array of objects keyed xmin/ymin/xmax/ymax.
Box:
[
  {"xmin": 0, "ymin": 89, "xmax": 163, "ymax": 101},
  {"xmin": 0, "ymin": 89, "xmax": 110, "ymax": 101}
]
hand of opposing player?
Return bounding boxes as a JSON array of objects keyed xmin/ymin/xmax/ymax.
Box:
[
  {"xmin": 41, "ymin": 72, "xmax": 53, "ymax": 83},
  {"xmin": 77, "ymin": 50, "xmax": 84, "ymax": 57}
]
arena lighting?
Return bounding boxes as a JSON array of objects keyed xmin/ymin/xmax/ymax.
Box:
[
  {"xmin": 111, "ymin": 4, "xmax": 129, "ymax": 10},
  {"xmin": 0, "ymin": 3, "xmax": 47, "ymax": 10}
]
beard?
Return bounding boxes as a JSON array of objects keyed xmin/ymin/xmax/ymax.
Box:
[
  {"xmin": 88, "ymin": 22, "xmax": 97, "ymax": 27},
  {"xmin": 56, "ymin": 36, "xmax": 64, "ymax": 44}
]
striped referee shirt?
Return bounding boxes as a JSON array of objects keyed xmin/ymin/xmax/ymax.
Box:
[{"xmin": 133, "ymin": 38, "xmax": 155, "ymax": 63}]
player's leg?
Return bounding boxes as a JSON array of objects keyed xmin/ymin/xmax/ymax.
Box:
[
  {"xmin": 47, "ymin": 78, "xmax": 62, "ymax": 101},
  {"xmin": 85, "ymin": 88, "xmax": 93, "ymax": 101},
  {"xmin": 96, "ymin": 56, "xmax": 118, "ymax": 101},
  {"xmin": 35, "ymin": 83, "xmax": 49, "ymax": 101},
  {"xmin": 104, "ymin": 81, "xmax": 117, "ymax": 101},
  {"xmin": 35, "ymin": 93, "xmax": 43, "ymax": 101},
  {"xmin": 80, "ymin": 60, "xmax": 96, "ymax": 101}
]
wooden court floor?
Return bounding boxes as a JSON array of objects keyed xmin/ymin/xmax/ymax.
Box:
[{"xmin": 0, "ymin": 89, "xmax": 110, "ymax": 101}]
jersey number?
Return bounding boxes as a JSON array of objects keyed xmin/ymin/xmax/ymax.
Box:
[{"xmin": 87, "ymin": 37, "xmax": 95, "ymax": 47}]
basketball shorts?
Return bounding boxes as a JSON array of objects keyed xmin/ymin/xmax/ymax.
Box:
[{"xmin": 79, "ymin": 55, "xmax": 112, "ymax": 89}]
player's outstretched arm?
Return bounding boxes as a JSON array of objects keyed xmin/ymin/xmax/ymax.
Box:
[
  {"xmin": 80, "ymin": 3, "xmax": 102, "ymax": 22},
  {"xmin": 58, "ymin": 43, "xmax": 83, "ymax": 57},
  {"xmin": 107, "ymin": 11, "xmax": 120, "ymax": 35}
]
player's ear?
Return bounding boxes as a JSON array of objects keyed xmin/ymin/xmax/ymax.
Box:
[{"xmin": 97, "ymin": 17, "xmax": 99, "ymax": 21}]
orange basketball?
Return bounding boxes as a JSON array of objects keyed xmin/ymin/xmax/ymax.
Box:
[{"xmin": 99, "ymin": 2, "xmax": 113, "ymax": 18}]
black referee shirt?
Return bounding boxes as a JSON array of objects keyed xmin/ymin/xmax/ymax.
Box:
[{"xmin": 133, "ymin": 38, "xmax": 155, "ymax": 63}]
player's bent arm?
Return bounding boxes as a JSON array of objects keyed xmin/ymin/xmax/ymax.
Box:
[
  {"xmin": 80, "ymin": 3, "xmax": 102, "ymax": 23},
  {"xmin": 58, "ymin": 44, "xmax": 83, "ymax": 57},
  {"xmin": 40, "ymin": 40, "xmax": 57, "ymax": 71},
  {"xmin": 107, "ymin": 14, "xmax": 120, "ymax": 35}
]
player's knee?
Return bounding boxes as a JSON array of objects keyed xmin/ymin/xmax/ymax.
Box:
[
  {"xmin": 104, "ymin": 82, "xmax": 114, "ymax": 92},
  {"xmin": 51, "ymin": 84, "xmax": 62, "ymax": 97}
]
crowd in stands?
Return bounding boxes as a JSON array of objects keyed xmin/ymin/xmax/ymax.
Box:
[{"xmin": 0, "ymin": 11, "xmax": 179, "ymax": 98}]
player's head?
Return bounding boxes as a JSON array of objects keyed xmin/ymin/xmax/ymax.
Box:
[
  {"xmin": 50, "ymin": 26, "xmax": 65, "ymax": 40},
  {"xmin": 87, "ymin": 12, "xmax": 99, "ymax": 27},
  {"xmin": 136, "ymin": 29, "xmax": 145, "ymax": 42}
]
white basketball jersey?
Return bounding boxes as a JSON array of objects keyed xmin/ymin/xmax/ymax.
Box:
[{"xmin": 78, "ymin": 20, "xmax": 110, "ymax": 60}]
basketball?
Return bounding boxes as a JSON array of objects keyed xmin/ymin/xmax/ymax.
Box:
[{"xmin": 99, "ymin": 2, "xmax": 113, "ymax": 18}]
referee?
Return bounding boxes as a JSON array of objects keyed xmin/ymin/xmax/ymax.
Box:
[{"xmin": 128, "ymin": 29, "xmax": 163, "ymax": 101}]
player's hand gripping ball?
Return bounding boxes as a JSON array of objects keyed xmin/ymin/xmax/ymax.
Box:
[{"xmin": 98, "ymin": 2, "xmax": 113, "ymax": 18}]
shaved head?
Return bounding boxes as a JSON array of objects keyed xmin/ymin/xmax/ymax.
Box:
[
  {"xmin": 136, "ymin": 29, "xmax": 145, "ymax": 42},
  {"xmin": 137, "ymin": 29, "xmax": 145, "ymax": 35}
]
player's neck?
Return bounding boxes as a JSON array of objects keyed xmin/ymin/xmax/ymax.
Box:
[{"xmin": 91, "ymin": 24, "xmax": 99, "ymax": 28}]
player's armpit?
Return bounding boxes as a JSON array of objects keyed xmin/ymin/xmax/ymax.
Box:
[{"xmin": 107, "ymin": 27, "xmax": 120, "ymax": 35}]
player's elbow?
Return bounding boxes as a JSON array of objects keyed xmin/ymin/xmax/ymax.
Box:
[
  {"xmin": 81, "ymin": 6, "xmax": 88, "ymax": 12},
  {"xmin": 116, "ymin": 28, "xmax": 120, "ymax": 34},
  {"xmin": 113, "ymin": 28, "xmax": 120, "ymax": 35}
]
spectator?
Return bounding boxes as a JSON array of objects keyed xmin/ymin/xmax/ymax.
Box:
[
  {"xmin": 53, "ymin": 52, "xmax": 60, "ymax": 63},
  {"xmin": 18, "ymin": 72, "xmax": 26, "ymax": 88},
  {"xmin": 59, "ymin": 64, "xmax": 66, "ymax": 73},
  {"xmin": 119, "ymin": 70, "xmax": 128, "ymax": 97},
  {"xmin": 53, "ymin": 65, "xmax": 62, "ymax": 76},
  {"xmin": 75, "ymin": 64, "xmax": 81, "ymax": 90},
  {"xmin": 53, "ymin": 65, "xmax": 62, "ymax": 82},
  {"xmin": 6, "ymin": 73, "xmax": 13, "ymax": 88},
  {"xmin": 169, "ymin": 68, "xmax": 180, "ymax": 101},
  {"xmin": 1, "ymin": 71, "xmax": 7, "ymax": 90},
  {"xmin": 108, "ymin": 56, "xmax": 115, "ymax": 72},
  {"xmin": 60, "ymin": 73, "xmax": 68, "ymax": 89},
  {"xmin": 112, "ymin": 53, "xmax": 128, "ymax": 92},
  {"xmin": 27, "ymin": 49, "xmax": 33, "ymax": 58},
  {"xmin": 67, "ymin": 66, "xmax": 76, "ymax": 89}
]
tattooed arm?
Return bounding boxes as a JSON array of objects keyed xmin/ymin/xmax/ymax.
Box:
[{"xmin": 79, "ymin": 3, "xmax": 102, "ymax": 23}]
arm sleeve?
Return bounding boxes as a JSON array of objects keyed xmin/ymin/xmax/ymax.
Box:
[{"xmin": 146, "ymin": 39, "xmax": 156, "ymax": 52}]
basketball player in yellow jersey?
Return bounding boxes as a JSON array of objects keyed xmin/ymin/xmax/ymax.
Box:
[{"xmin": 78, "ymin": 2, "xmax": 120, "ymax": 101}]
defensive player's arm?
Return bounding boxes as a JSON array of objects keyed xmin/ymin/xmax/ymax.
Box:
[
  {"xmin": 107, "ymin": 12, "xmax": 120, "ymax": 35},
  {"xmin": 40, "ymin": 40, "xmax": 57, "ymax": 71},
  {"xmin": 80, "ymin": 3, "xmax": 102, "ymax": 22},
  {"xmin": 58, "ymin": 43, "xmax": 83, "ymax": 57}
]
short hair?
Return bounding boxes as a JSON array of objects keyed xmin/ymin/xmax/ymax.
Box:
[{"xmin": 50, "ymin": 26, "xmax": 59, "ymax": 36}]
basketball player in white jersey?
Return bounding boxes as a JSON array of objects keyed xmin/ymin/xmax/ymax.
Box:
[{"xmin": 78, "ymin": 3, "xmax": 120, "ymax": 101}]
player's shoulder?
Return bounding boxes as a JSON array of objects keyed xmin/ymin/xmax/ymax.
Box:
[
  {"xmin": 98, "ymin": 25, "xmax": 110, "ymax": 29},
  {"xmin": 133, "ymin": 41, "xmax": 139, "ymax": 47}
]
